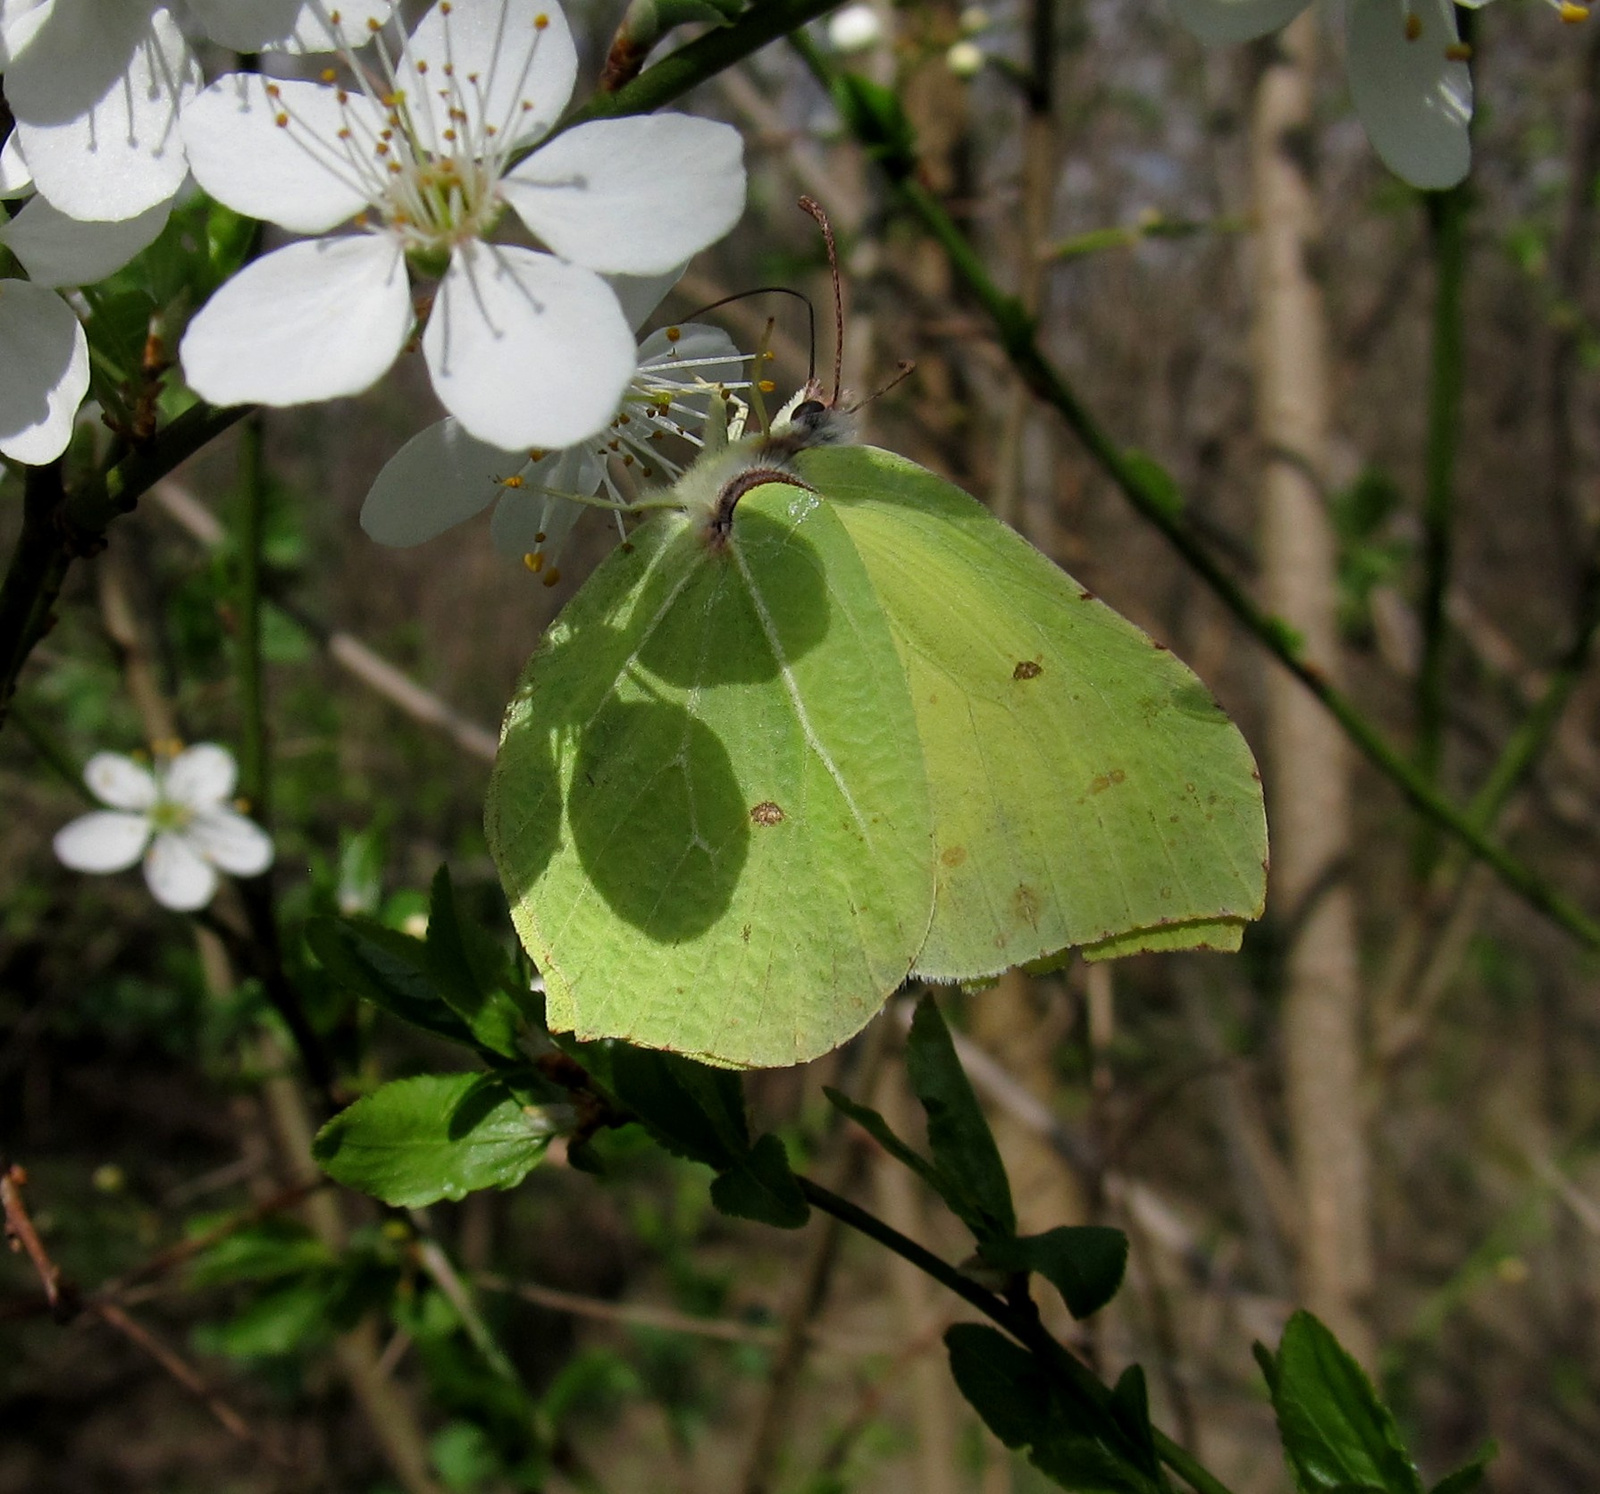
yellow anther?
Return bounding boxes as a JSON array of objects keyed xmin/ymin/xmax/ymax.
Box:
[
  {"xmin": 275, "ymin": 113, "xmax": 290, "ymax": 127},
  {"xmin": 665, "ymin": 326, "xmax": 682, "ymax": 342},
  {"xmin": 415, "ymin": 59, "xmax": 429, "ymax": 74},
  {"xmin": 501, "ymin": 473, "xmax": 525, "ymax": 488},
  {"xmin": 535, "ymin": 530, "xmax": 547, "ymax": 542},
  {"xmin": 528, "ymin": 449, "xmax": 546, "ymax": 462},
  {"xmin": 763, "ymin": 349, "xmax": 775, "ymax": 361},
  {"xmin": 320, "ymin": 67, "xmax": 337, "ymax": 82},
  {"xmin": 443, "ymin": 129, "xmax": 457, "ymax": 142},
  {"xmin": 758, "ymin": 379, "xmax": 776, "ymax": 393},
  {"xmin": 618, "ymin": 413, "xmax": 631, "ymax": 424},
  {"xmin": 265, "ymin": 81, "xmax": 281, "ymax": 96},
  {"xmin": 542, "ymin": 568, "xmax": 561, "ymax": 587},
  {"xmin": 535, "ymin": 12, "xmax": 550, "ymax": 27},
  {"xmin": 524, "ymin": 551, "xmax": 544, "ymax": 573},
  {"xmin": 1560, "ymin": 1, "xmax": 1589, "ymax": 21},
  {"xmin": 1444, "ymin": 41, "xmax": 1471, "ymax": 60},
  {"xmin": 641, "ymin": 466, "xmax": 654, "ymax": 478},
  {"xmin": 1404, "ymin": 11, "xmax": 1422, "ymax": 39},
  {"xmin": 650, "ymin": 430, "xmax": 665, "ymax": 441},
  {"xmin": 622, "ymin": 453, "xmax": 635, "ymax": 466},
  {"xmin": 440, "ymin": 1, "xmax": 452, "ymax": 12}
]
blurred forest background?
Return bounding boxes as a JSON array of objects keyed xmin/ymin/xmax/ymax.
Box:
[{"xmin": 5, "ymin": 0, "xmax": 1600, "ymax": 1490}]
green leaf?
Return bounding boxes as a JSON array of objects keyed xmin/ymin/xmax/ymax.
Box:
[
  {"xmin": 709, "ymin": 1132, "xmax": 810, "ymax": 1228},
  {"xmin": 1269, "ymin": 1311, "xmax": 1425, "ymax": 1494},
  {"xmin": 944, "ymin": 1325, "xmax": 1163, "ymax": 1494},
  {"xmin": 424, "ymin": 866, "xmax": 526, "ymax": 1059},
  {"xmin": 196, "ymin": 1275, "xmax": 342, "ymax": 1360},
  {"xmin": 312, "ymin": 1073, "xmax": 559, "ymax": 1207},
  {"xmin": 1429, "ymin": 1443, "xmax": 1496, "ymax": 1494},
  {"xmin": 186, "ymin": 1218, "xmax": 333, "ymax": 1286},
  {"xmin": 306, "ymin": 916, "xmax": 478, "ymax": 1050},
  {"xmin": 811, "ymin": 446, "xmax": 1267, "ymax": 982},
  {"xmin": 608, "ymin": 1042, "xmax": 752, "ymax": 1170},
  {"xmin": 487, "ymin": 487, "xmax": 936, "ymax": 1068},
  {"xmin": 985, "ymin": 1226, "xmax": 1128, "ymax": 1319},
  {"xmin": 904, "ymin": 994, "xmax": 1015, "ymax": 1242},
  {"xmin": 823, "ymin": 1086, "xmax": 949, "ymax": 1192}
]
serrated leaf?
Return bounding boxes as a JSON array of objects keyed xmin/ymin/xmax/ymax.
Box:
[
  {"xmin": 812, "ymin": 445, "xmax": 1267, "ymax": 982},
  {"xmin": 1270, "ymin": 1312, "xmax": 1425, "ymax": 1494},
  {"xmin": 709, "ymin": 1132, "xmax": 810, "ymax": 1228},
  {"xmin": 488, "ymin": 488, "xmax": 935, "ymax": 1068},
  {"xmin": 944, "ymin": 1325, "xmax": 1163, "ymax": 1494},
  {"xmin": 609, "ymin": 1043, "xmax": 749, "ymax": 1168},
  {"xmin": 312, "ymin": 1073, "xmax": 558, "ymax": 1207},
  {"xmin": 1429, "ymin": 1443, "xmax": 1496, "ymax": 1494},
  {"xmin": 425, "ymin": 866, "xmax": 525, "ymax": 1059},
  {"xmin": 904, "ymin": 995, "xmax": 1015, "ymax": 1242},
  {"xmin": 985, "ymin": 1226, "xmax": 1128, "ymax": 1319},
  {"xmin": 306, "ymin": 916, "xmax": 477, "ymax": 1050}
]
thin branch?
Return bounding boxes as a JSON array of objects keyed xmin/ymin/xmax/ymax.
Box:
[
  {"xmin": 1415, "ymin": 77, "xmax": 1472, "ymax": 871},
  {"xmin": 0, "ymin": 404, "xmax": 250, "ymax": 729},
  {"xmin": 795, "ymin": 1177, "xmax": 1236, "ymax": 1494},
  {"xmin": 563, "ymin": 0, "xmax": 848, "ymax": 132}
]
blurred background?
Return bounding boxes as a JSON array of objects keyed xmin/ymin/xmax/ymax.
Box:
[{"xmin": 4, "ymin": 1, "xmax": 1600, "ymax": 1489}]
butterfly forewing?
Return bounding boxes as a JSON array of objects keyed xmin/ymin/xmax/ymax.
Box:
[{"xmin": 807, "ymin": 444, "xmax": 1268, "ymax": 980}]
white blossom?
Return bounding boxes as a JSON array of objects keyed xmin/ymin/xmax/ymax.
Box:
[
  {"xmin": 53, "ymin": 743, "xmax": 274, "ymax": 911},
  {"xmin": 177, "ymin": 0, "xmax": 747, "ymax": 452},
  {"xmin": 360, "ymin": 319, "xmax": 747, "ymax": 578},
  {"xmin": 0, "ymin": 135, "xmax": 174, "ymax": 463},
  {"xmin": 1169, "ymin": 0, "xmax": 1491, "ymax": 189},
  {"xmin": 0, "ymin": 0, "xmax": 396, "ymax": 223}
]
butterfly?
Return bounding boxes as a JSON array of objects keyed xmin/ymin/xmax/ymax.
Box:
[{"xmin": 484, "ymin": 379, "xmax": 1267, "ymax": 1068}]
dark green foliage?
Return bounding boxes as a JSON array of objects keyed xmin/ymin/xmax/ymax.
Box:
[
  {"xmin": 984, "ymin": 1227, "xmax": 1128, "ymax": 1320},
  {"xmin": 1263, "ymin": 1311, "xmax": 1424, "ymax": 1494},
  {"xmin": 944, "ymin": 1325, "xmax": 1163, "ymax": 1494}
]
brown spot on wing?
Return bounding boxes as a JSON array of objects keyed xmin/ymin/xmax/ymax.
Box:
[
  {"xmin": 750, "ymin": 801, "xmax": 785, "ymax": 826},
  {"xmin": 1013, "ymin": 659, "xmax": 1043, "ymax": 681},
  {"xmin": 940, "ymin": 845, "xmax": 968, "ymax": 868}
]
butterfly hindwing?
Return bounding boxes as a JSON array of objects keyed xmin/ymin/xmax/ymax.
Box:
[{"xmin": 486, "ymin": 481, "xmax": 934, "ymax": 1068}]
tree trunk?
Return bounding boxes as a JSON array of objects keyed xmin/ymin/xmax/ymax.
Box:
[{"xmin": 1249, "ymin": 13, "xmax": 1375, "ymax": 1366}]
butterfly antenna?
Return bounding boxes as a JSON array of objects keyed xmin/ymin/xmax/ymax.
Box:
[
  {"xmin": 798, "ymin": 196, "xmax": 844, "ymax": 406},
  {"xmin": 848, "ymin": 360, "xmax": 916, "ymax": 414},
  {"xmin": 681, "ymin": 285, "xmax": 817, "ymax": 387}
]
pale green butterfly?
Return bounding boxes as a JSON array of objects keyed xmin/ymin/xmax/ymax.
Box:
[{"xmin": 486, "ymin": 376, "xmax": 1267, "ymax": 1069}]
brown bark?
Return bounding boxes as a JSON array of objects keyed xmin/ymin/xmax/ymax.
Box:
[{"xmin": 1249, "ymin": 14, "xmax": 1374, "ymax": 1366}]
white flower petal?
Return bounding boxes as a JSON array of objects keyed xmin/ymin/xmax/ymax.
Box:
[
  {"xmin": 423, "ymin": 242, "xmax": 635, "ymax": 450},
  {"xmin": 54, "ymin": 810, "xmax": 152, "ymax": 872},
  {"xmin": 1347, "ymin": 0, "xmax": 1471, "ymax": 190},
  {"xmin": 489, "ymin": 448, "xmax": 604, "ymax": 558},
  {"xmin": 162, "ymin": 741, "xmax": 237, "ymax": 808},
  {"xmin": 0, "ymin": 279, "xmax": 88, "ymax": 465},
  {"xmin": 182, "ymin": 74, "xmax": 383, "ymax": 234},
  {"xmin": 1166, "ymin": 0, "xmax": 1309, "ymax": 43},
  {"xmin": 0, "ymin": 194, "xmax": 169, "ymax": 288},
  {"xmin": 607, "ymin": 266, "xmax": 685, "ymax": 332},
  {"xmin": 398, "ymin": 0, "xmax": 577, "ymax": 155},
  {"xmin": 144, "ymin": 831, "xmax": 218, "ymax": 910},
  {"xmin": 186, "ymin": 809, "xmax": 274, "ymax": 877},
  {"xmin": 0, "ymin": 132, "xmax": 33, "ymax": 198},
  {"xmin": 501, "ymin": 115, "xmax": 746, "ymax": 276},
  {"xmin": 84, "ymin": 751, "xmax": 158, "ymax": 809},
  {"xmin": 11, "ymin": 5, "xmax": 200, "ymax": 222},
  {"xmin": 362, "ymin": 417, "xmax": 520, "ymax": 546},
  {"xmin": 1, "ymin": 0, "xmax": 55, "ymax": 68},
  {"xmin": 189, "ymin": 0, "xmax": 395, "ymax": 51},
  {"xmin": 180, "ymin": 235, "xmax": 412, "ymax": 408}
]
